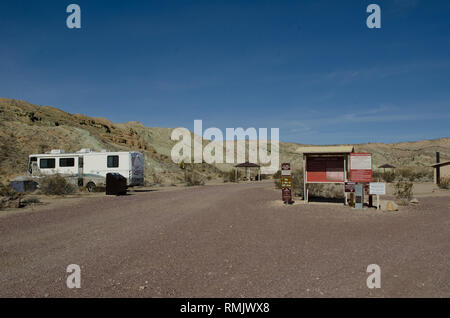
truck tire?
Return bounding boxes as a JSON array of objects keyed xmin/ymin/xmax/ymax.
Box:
[{"xmin": 86, "ymin": 182, "xmax": 96, "ymax": 192}]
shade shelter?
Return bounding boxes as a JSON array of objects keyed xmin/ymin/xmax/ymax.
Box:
[
  {"xmin": 298, "ymin": 146, "xmax": 354, "ymax": 203},
  {"xmin": 234, "ymin": 162, "xmax": 261, "ymax": 181},
  {"xmin": 378, "ymin": 163, "xmax": 396, "ymax": 172},
  {"xmin": 431, "ymin": 160, "xmax": 450, "ymax": 185}
]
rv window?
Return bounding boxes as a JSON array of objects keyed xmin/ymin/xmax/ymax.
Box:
[
  {"xmin": 59, "ymin": 158, "xmax": 75, "ymax": 167},
  {"xmin": 107, "ymin": 155, "xmax": 119, "ymax": 168},
  {"xmin": 40, "ymin": 158, "xmax": 55, "ymax": 169},
  {"xmin": 79, "ymin": 157, "xmax": 83, "ymax": 168}
]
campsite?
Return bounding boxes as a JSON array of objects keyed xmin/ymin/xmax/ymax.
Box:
[{"xmin": 0, "ymin": 0, "xmax": 449, "ymax": 306}]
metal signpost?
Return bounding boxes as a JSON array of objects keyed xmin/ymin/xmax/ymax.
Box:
[
  {"xmin": 344, "ymin": 182, "xmax": 356, "ymax": 207},
  {"xmin": 354, "ymin": 183, "xmax": 364, "ymax": 209},
  {"xmin": 281, "ymin": 163, "xmax": 292, "ymax": 204},
  {"xmin": 369, "ymin": 182, "xmax": 386, "ymax": 210}
]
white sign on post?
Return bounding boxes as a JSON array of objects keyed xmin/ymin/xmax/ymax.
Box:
[{"xmin": 369, "ymin": 182, "xmax": 386, "ymax": 195}]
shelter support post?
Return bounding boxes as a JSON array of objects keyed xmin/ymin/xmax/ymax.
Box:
[{"xmin": 303, "ymin": 155, "xmax": 307, "ymax": 203}]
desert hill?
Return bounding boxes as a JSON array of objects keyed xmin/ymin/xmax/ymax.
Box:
[{"xmin": 0, "ymin": 97, "xmax": 448, "ymax": 183}]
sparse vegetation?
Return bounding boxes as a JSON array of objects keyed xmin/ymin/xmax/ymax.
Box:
[
  {"xmin": 394, "ymin": 180, "xmax": 414, "ymax": 205},
  {"xmin": 39, "ymin": 174, "xmax": 78, "ymax": 195},
  {"xmin": 373, "ymin": 167, "xmax": 433, "ymax": 183},
  {"xmin": 21, "ymin": 196, "xmax": 41, "ymax": 205},
  {"xmin": 396, "ymin": 167, "xmax": 433, "ymax": 182},
  {"xmin": 0, "ymin": 183, "xmax": 23, "ymax": 209},
  {"xmin": 438, "ymin": 177, "xmax": 450, "ymax": 190},
  {"xmin": 376, "ymin": 171, "xmax": 396, "ymax": 183},
  {"xmin": 185, "ymin": 171, "xmax": 205, "ymax": 186},
  {"xmin": 273, "ymin": 170, "xmax": 281, "ymax": 188},
  {"xmin": 150, "ymin": 172, "xmax": 164, "ymax": 186}
]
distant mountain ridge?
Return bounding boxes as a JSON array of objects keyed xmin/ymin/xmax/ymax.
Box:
[{"xmin": 0, "ymin": 97, "xmax": 448, "ymax": 183}]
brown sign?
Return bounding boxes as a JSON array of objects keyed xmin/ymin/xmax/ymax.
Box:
[
  {"xmin": 281, "ymin": 176, "xmax": 292, "ymax": 188},
  {"xmin": 282, "ymin": 188, "xmax": 292, "ymax": 202},
  {"xmin": 281, "ymin": 163, "xmax": 291, "ymax": 171},
  {"xmin": 345, "ymin": 182, "xmax": 356, "ymax": 193}
]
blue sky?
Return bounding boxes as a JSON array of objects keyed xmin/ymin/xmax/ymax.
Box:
[{"xmin": 0, "ymin": 0, "xmax": 449, "ymax": 144}]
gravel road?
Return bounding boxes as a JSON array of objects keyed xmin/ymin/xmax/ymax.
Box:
[{"xmin": 0, "ymin": 182, "xmax": 448, "ymax": 297}]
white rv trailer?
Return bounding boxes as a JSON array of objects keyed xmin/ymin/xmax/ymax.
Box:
[{"xmin": 27, "ymin": 149, "xmax": 144, "ymax": 191}]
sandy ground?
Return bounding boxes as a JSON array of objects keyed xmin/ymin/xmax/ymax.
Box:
[{"xmin": 0, "ymin": 181, "xmax": 449, "ymax": 298}]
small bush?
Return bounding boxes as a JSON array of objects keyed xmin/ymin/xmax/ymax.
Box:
[
  {"xmin": 39, "ymin": 175, "xmax": 78, "ymax": 195},
  {"xmin": 395, "ymin": 167, "xmax": 433, "ymax": 182},
  {"xmin": 394, "ymin": 181, "xmax": 413, "ymax": 205},
  {"xmin": 186, "ymin": 171, "xmax": 205, "ymax": 186},
  {"xmin": 0, "ymin": 183, "xmax": 22, "ymax": 200},
  {"xmin": 308, "ymin": 183, "xmax": 325, "ymax": 197},
  {"xmin": 381, "ymin": 171, "xmax": 396, "ymax": 183},
  {"xmin": 397, "ymin": 168, "xmax": 415, "ymax": 182},
  {"xmin": 438, "ymin": 177, "xmax": 450, "ymax": 190},
  {"xmin": 292, "ymin": 169, "xmax": 304, "ymax": 196},
  {"xmin": 151, "ymin": 172, "xmax": 164, "ymax": 186},
  {"xmin": 0, "ymin": 183, "xmax": 23, "ymax": 210},
  {"xmin": 272, "ymin": 170, "xmax": 281, "ymax": 179},
  {"xmin": 273, "ymin": 170, "xmax": 281, "ymax": 189}
]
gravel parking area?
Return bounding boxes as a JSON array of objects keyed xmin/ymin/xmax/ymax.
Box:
[{"xmin": 0, "ymin": 182, "xmax": 448, "ymax": 297}]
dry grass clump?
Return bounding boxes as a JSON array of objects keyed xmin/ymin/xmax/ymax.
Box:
[
  {"xmin": 396, "ymin": 167, "xmax": 433, "ymax": 182},
  {"xmin": 149, "ymin": 172, "xmax": 164, "ymax": 186},
  {"xmin": 185, "ymin": 171, "xmax": 205, "ymax": 186},
  {"xmin": 39, "ymin": 174, "xmax": 78, "ymax": 195},
  {"xmin": 0, "ymin": 183, "xmax": 24, "ymax": 209},
  {"xmin": 307, "ymin": 184, "xmax": 345, "ymax": 199},
  {"xmin": 394, "ymin": 180, "xmax": 413, "ymax": 205},
  {"xmin": 438, "ymin": 177, "xmax": 450, "ymax": 190}
]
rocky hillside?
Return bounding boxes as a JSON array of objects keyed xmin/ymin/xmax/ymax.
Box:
[{"xmin": 0, "ymin": 97, "xmax": 448, "ymax": 183}]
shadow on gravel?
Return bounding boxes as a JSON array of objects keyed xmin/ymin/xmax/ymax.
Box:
[
  {"xmin": 128, "ymin": 189, "xmax": 157, "ymax": 193},
  {"xmin": 308, "ymin": 196, "xmax": 345, "ymax": 204}
]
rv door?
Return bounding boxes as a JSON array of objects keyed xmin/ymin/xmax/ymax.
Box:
[{"xmin": 130, "ymin": 152, "xmax": 144, "ymax": 186}]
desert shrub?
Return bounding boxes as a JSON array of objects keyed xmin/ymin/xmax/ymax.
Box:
[
  {"xmin": 292, "ymin": 169, "xmax": 304, "ymax": 196},
  {"xmin": 394, "ymin": 181, "xmax": 413, "ymax": 205},
  {"xmin": 308, "ymin": 183, "xmax": 325, "ymax": 197},
  {"xmin": 39, "ymin": 175, "xmax": 78, "ymax": 195},
  {"xmin": 394, "ymin": 167, "xmax": 434, "ymax": 182},
  {"xmin": 438, "ymin": 177, "xmax": 450, "ymax": 190},
  {"xmin": 186, "ymin": 171, "xmax": 205, "ymax": 186},
  {"xmin": 396, "ymin": 167, "xmax": 415, "ymax": 182},
  {"xmin": 273, "ymin": 170, "xmax": 281, "ymax": 188},
  {"xmin": 272, "ymin": 170, "xmax": 281, "ymax": 179},
  {"xmin": 0, "ymin": 183, "xmax": 23, "ymax": 210},
  {"xmin": 150, "ymin": 172, "xmax": 164, "ymax": 186},
  {"xmin": 381, "ymin": 171, "xmax": 396, "ymax": 183},
  {"xmin": 0, "ymin": 183, "xmax": 22, "ymax": 200},
  {"xmin": 322, "ymin": 184, "xmax": 345, "ymax": 199}
]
